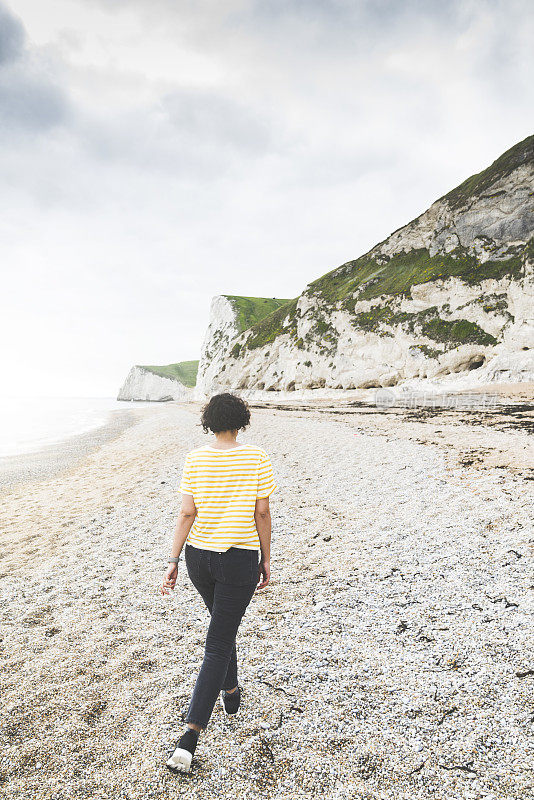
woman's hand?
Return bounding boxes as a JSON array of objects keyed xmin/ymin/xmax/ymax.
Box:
[
  {"xmin": 257, "ymin": 558, "xmax": 270, "ymax": 590},
  {"xmin": 161, "ymin": 563, "xmax": 178, "ymax": 595}
]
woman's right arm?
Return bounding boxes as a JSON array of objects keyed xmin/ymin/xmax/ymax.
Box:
[
  {"xmin": 160, "ymin": 494, "xmax": 197, "ymax": 595},
  {"xmin": 254, "ymin": 497, "xmax": 271, "ymax": 588}
]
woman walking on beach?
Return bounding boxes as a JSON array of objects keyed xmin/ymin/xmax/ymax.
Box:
[{"xmin": 161, "ymin": 393, "xmax": 277, "ymax": 773}]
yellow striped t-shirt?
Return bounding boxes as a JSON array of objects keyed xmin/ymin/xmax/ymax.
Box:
[{"xmin": 179, "ymin": 443, "xmax": 277, "ymax": 552}]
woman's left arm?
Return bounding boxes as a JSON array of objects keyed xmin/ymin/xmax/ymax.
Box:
[{"xmin": 161, "ymin": 494, "xmax": 197, "ymax": 594}]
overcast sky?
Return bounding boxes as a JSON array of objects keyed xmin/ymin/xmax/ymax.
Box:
[{"xmin": 1, "ymin": 0, "xmax": 532, "ymax": 397}]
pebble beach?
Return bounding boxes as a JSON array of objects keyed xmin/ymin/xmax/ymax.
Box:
[{"xmin": 0, "ymin": 394, "xmax": 533, "ymax": 800}]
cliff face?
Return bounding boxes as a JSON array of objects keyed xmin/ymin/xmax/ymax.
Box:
[
  {"xmin": 117, "ymin": 364, "xmax": 196, "ymax": 401},
  {"xmin": 194, "ymin": 296, "xmax": 241, "ymax": 400},
  {"xmin": 200, "ymin": 135, "xmax": 534, "ymax": 395},
  {"xmin": 194, "ymin": 294, "xmax": 290, "ymax": 399}
]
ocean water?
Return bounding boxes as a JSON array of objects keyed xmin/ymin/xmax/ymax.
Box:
[{"xmin": 0, "ymin": 396, "xmax": 151, "ymax": 458}]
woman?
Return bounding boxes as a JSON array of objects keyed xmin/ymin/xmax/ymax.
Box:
[{"xmin": 161, "ymin": 392, "xmax": 277, "ymax": 773}]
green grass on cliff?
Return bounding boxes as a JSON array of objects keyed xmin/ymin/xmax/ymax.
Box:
[
  {"xmin": 238, "ymin": 241, "xmax": 525, "ymax": 352},
  {"xmin": 352, "ymin": 306, "xmax": 497, "ymax": 347},
  {"xmin": 241, "ymin": 298, "xmax": 299, "ymax": 351},
  {"xmin": 239, "ymin": 235, "xmax": 523, "ymax": 351},
  {"xmin": 307, "ymin": 244, "xmax": 528, "ymax": 309},
  {"xmin": 224, "ymin": 295, "xmax": 292, "ymax": 333},
  {"xmin": 140, "ymin": 360, "xmax": 199, "ymax": 387}
]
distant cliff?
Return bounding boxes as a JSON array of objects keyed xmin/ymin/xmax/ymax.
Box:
[
  {"xmin": 117, "ymin": 361, "xmax": 198, "ymax": 401},
  {"xmin": 197, "ymin": 135, "xmax": 534, "ymax": 395}
]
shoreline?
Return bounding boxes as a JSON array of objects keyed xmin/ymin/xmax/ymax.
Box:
[
  {"xmin": 0, "ymin": 382, "xmax": 531, "ymax": 496},
  {"xmin": 0, "ymin": 406, "xmax": 142, "ymax": 493}
]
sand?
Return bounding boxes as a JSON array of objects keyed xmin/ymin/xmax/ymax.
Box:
[
  {"xmin": 0, "ymin": 393, "xmax": 533, "ymax": 799},
  {"xmin": 0, "ymin": 407, "xmax": 139, "ymax": 492}
]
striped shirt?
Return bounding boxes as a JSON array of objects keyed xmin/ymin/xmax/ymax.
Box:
[{"xmin": 179, "ymin": 443, "xmax": 277, "ymax": 552}]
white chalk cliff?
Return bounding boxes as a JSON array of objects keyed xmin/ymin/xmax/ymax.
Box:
[
  {"xmin": 194, "ymin": 296, "xmax": 241, "ymax": 400},
  {"xmin": 196, "ymin": 135, "xmax": 534, "ymax": 396},
  {"xmin": 118, "ymin": 366, "xmax": 193, "ymax": 402},
  {"xmin": 194, "ymin": 294, "xmax": 291, "ymax": 399}
]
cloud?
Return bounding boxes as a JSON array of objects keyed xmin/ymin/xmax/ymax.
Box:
[
  {"xmin": 0, "ymin": 3, "xmax": 68, "ymax": 135},
  {"xmin": 162, "ymin": 89, "xmax": 273, "ymax": 154},
  {"xmin": 0, "ymin": 68, "xmax": 68, "ymax": 133},
  {"xmin": 72, "ymin": 87, "xmax": 280, "ymax": 182},
  {"xmin": 0, "ymin": 3, "xmax": 24, "ymax": 64}
]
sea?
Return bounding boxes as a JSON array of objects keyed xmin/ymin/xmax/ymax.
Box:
[{"xmin": 0, "ymin": 396, "xmax": 152, "ymax": 459}]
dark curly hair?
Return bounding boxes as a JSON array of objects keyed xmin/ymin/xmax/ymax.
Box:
[{"xmin": 201, "ymin": 392, "xmax": 251, "ymax": 434}]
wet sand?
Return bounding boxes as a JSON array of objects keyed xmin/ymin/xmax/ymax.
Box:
[{"xmin": 0, "ymin": 407, "xmax": 141, "ymax": 493}]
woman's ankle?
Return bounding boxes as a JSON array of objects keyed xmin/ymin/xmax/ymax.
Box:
[{"xmin": 187, "ymin": 723, "xmax": 202, "ymax": 733}]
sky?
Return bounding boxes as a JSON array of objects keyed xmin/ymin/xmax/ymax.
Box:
[{"xmin": 0, "ymin": 0, "xmax": 532, "ymax": 397}]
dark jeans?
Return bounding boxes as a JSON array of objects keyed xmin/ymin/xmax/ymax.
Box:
[{"xmin": 184, "ymin": 543, "xmax": 259, "ymax": 728}]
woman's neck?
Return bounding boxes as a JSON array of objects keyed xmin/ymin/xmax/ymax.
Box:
[{"xmin": 211, "ymin": 430, "xmax": 241, "ymax": 450}]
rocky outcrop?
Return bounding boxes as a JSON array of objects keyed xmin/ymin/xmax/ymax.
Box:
[
  {"xmin": 117, "ymin": 366, "xmax": 193, "ymax": 402},
  {"xmin": 199, "ymin": 135, "xmax": 534, "ymax": 395},
  {"xmin": 195, "ymin": 296, "xmax": 241, "ymax": 400},
  {"xmin": 482, "ymin": 350, "xmax": 534, "ymax": 383},
  {"xmin": 194, "ymin": 294, "xmax": 291, "ymax": 399}
]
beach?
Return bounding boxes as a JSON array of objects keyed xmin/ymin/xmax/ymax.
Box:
[
  {"xmin": 0, "ymin": 405, "xmax": 139, "ymax": 492},
  {"xmin": 0, "ymin": 392, "xmax": 533, "ymax": 800}
]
